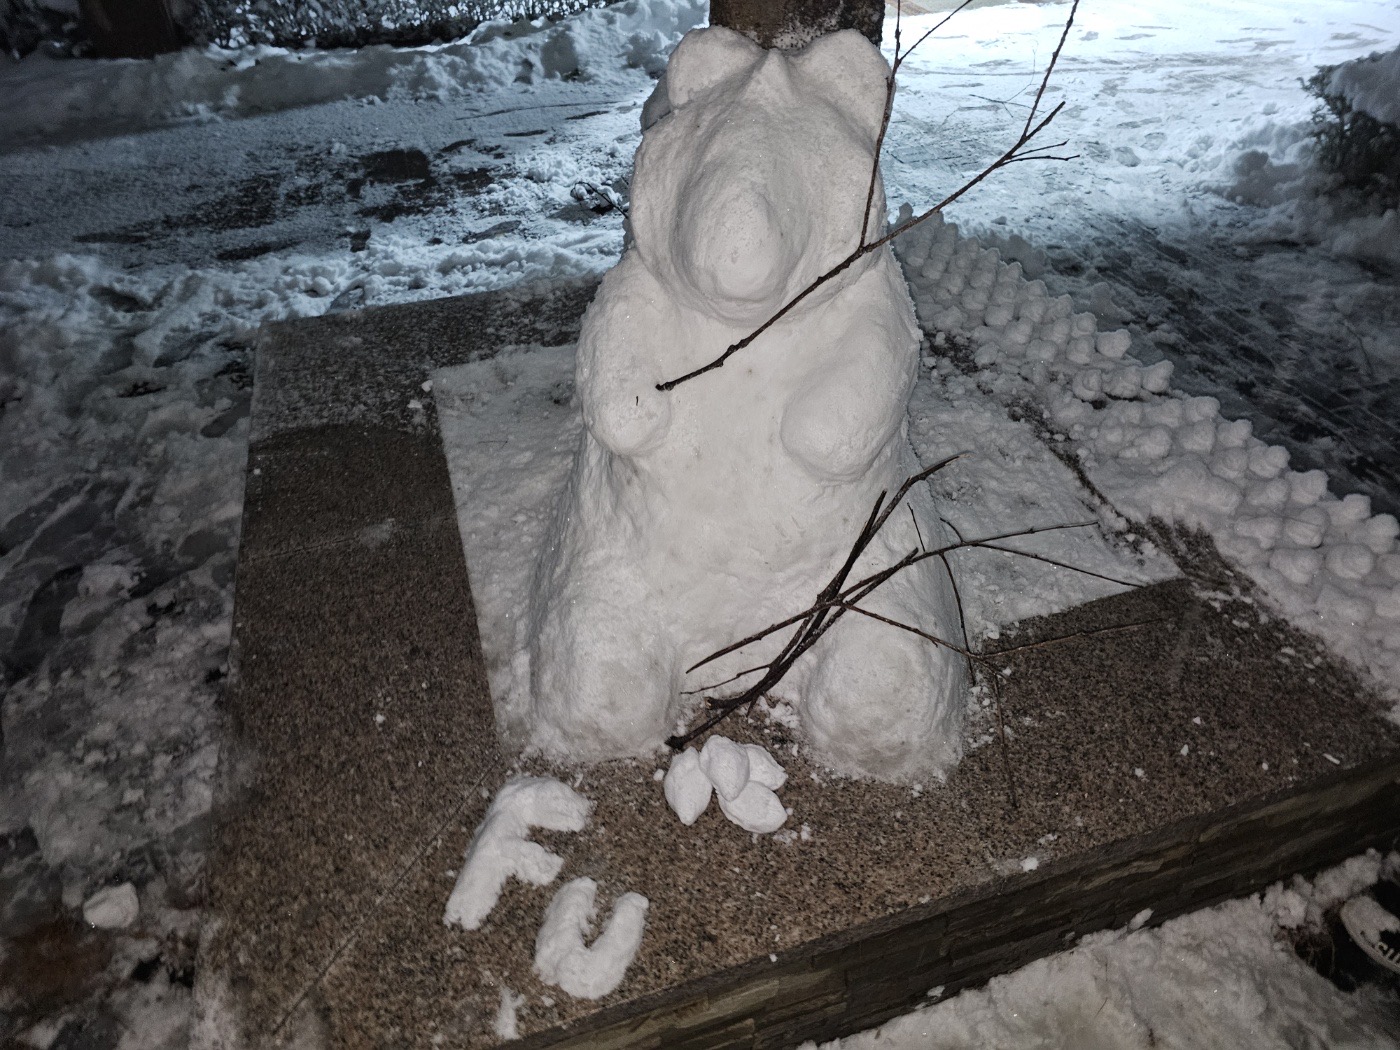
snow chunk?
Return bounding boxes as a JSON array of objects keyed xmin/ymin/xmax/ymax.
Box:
[
  {"xmin": 494, "ymin": 986, "xmax": 526, "ymax": 1041},
  {"xmin": 743, "ymin": 743, "xmax": 788, "ymax": 790},
  {"xmin": 716, "ymin": 780, "xmax": 788, "ymax": 834},
  {"xmin": 664, "ymin": 737, "xmax": 789, "ymax": 831},
  {"xmin": 699, "ymin": 736, "xmax": 750, "ymax": 801},
  {"xmin": 83, "ymin": 882, "xmax": 139, "ymax": 929},
  {"xmin": 443, "ymin": 777, "xmax": 591, "ymax": 931},
  {"xmin": 533, "ymin": 877, "xmax": 649, "ymax": 1000},
  {"xmin": 663, "ymin": 748, "xmax": 712, "ymax": 825}
]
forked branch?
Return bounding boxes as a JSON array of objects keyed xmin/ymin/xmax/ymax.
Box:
[
  {"xmin": 656, "ymin": 0, "xmax": 1081, "ymax": 393},
  {"xmin": 664, "ymin": 457, "xmax": 1152, "ymax": 753}
]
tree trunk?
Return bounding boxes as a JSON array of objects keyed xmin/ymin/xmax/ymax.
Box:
[{"xmin": 709, "ymin": 0, "xmax": 883, "ymax": 49}]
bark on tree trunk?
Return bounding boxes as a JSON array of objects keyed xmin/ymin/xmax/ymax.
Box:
[{"xmin": 709, "ymin": 0, "xmax": 883, "ymax": 48}]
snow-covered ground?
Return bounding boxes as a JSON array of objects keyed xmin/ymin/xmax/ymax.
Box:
[{"xmin": 1, "ymin": 0, "xmax": 1399, "ymax": 1046}]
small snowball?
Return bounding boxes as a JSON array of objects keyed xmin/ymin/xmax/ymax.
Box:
[
  {"xmin": 742, "ymin": 744, "xmax": 788, "ymax": 790},
  {"xmin": 1248, "ymin": 444, "xmax": 1289, "ymax": 479},
  {"xmin": 1216, "ymin": 418, "xmax": 1253, "ymax": 449},
  {"xmin": 1104, "ymin": 366, "xmax": 1142, "ymax": 400},
  {"xmin": 1246, "ymin": 478, "xmax": 1289, "ymax": 513},
  {"xmin": 1288, "ymin": 470, "xmax": 1329, "ymax": 507},
  {"xmin": 1124, "ymin": 426, "xmax": 1172, "ymax": 461},
  {"xmin": 1234, "ymin": 516, "xmax": 1281, "ymax": 550},
  {"xmin": 1096, "ymin": 329, "xmax": 1131, "ymax": 360},
  {"xmin": 1071, "ymin": 311, "xmax": 1097, "ymax": 336},
  {"xmin": 1270, "ymin": 548, "xmax": 1322, "ymax": 587},
  {"xmin": 1020, "ymin": 856, "xmax": 1039, "ymax": 872},
  {"xmin": 83, "ymin": 883, "xmax": 139, "ymax": 929},
  {"xmin": 1140, "ymin": 359, "xmax": 1174, "ymax": 394},
  {"xmin": 1177, "ymin": 420, "xmax": 1216, "ymax": 455},
  {"xmin": 1128, "ymin": 908, "xmax": 1153, "ymax": 931},
  {"xmin": 1331, "ymin": 493, "xmax": 1373, "ymax": 527},
  {"xmin": 1185, "ymin": 395, "xmax": 1221, "ymax": 423},
  {"xmin": 1358, "ymin": 514, "xmax": 1398, "ymax": 555},
  {"xmin": 1071, "ymin": 368, "xmax": 1103, "ymax": 402},
  {"xmin": 983, "ymin": 302, "xmax": 1014, "ymax": 327},
  {"xmin": 716, "ymin": 781, "xmax": 788, "ymax": 834},
  {"xmin": 1283, "ymin": 513, "xmax": 1325, "ymax": 549},
  {"xmin": 1144, "ymin": 399, "xmax": 1184, "ymax": 428},
  {"xmin": 1325, "ymin": 544, "xmax": 1376, "ymax": 581},
  {"xmin": 699, "ymin": 736, "xmax": 750, "ymax": 801},
  {"xmin": 1211, "ymin": 447, "xmax": 1249, "ymax": 481},
  {"xmin": 663, "ymin": 748, "xmax": 712, "ymax": 825},
  {"xmin": 1006, "ymin": 318, "xmax": 1035, "ymax": 346},
  {"xmin": 1065, "ymin": 334, "xmax": 1096, "ymax": 364}
]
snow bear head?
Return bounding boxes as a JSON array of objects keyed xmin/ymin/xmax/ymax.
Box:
[{"xmin": 629, "ymin": 26, "xmax": 892, "ymax": 327}]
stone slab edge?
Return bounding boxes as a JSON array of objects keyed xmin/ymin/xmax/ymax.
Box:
[{"xmin": 517, "ymin": 755, "xmax": 1400, "ymax": 1050}]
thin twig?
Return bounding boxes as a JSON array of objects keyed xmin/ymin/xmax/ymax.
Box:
[
  {"xmin": 656, "ymin": 0, "xmax": 1080, "ymax": 393},
  {"xmin": 665, "ymin": 460, "xmax": 1152, "ymax": 752},
  {"xmin": 988, "ymin": 667, "xmax": 1019, "ymax": 808}
]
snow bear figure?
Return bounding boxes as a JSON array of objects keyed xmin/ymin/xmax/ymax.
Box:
[{"xmin": 518, "ymin": 25, "xmax": 967, "ymax": 781}]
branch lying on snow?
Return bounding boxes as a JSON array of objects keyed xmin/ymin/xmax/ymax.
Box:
[
  {"xmin": 656, "ymin": 0, "xmax": 1081, "ymax": 393},
  {"xmin": 665, "ymin": 456, "xmax": 1158, "ymax": 762}
]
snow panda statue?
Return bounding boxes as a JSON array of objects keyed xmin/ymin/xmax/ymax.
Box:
[{"xmin": 517, "ymin": 25, "xmax": 968, "ymax": 781}]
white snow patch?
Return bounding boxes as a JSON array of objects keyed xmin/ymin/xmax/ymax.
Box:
[
  {"xmin": 443, "ymin": 776, "xmax": 592, "ymax": 931},
  {"xmin": 533, "ymin": 877, "xmax": 649, "ymax": 1000},
  {"xmin": 83, "ymin": 881, "xmax": 140, "ymax": 929},
  {"xmin": 493, "ymin": 986, "xmax": 527, "ymax": 1041},
  {"xmin": 1328, "ymin": 44, "xmax": 1400, "ymax": 126}
]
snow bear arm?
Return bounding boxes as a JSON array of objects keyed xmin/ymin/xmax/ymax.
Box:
[
  {"xmin": 576, "ymin": 257, "xmax": 674, "ymax": 457},
  {"xmin": 780, "ymin": 261, "xmax": 918, "ymax": 480}
]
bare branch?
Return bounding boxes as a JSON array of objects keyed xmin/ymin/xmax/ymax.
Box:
[
  {"xmin": 656, "ymin": 1, "xmax": 1078, "ymax": 393},
  {"xmin": 1021, "ymin": 0, "xmax": 1079, "ymax": 141},
  {"xmin": 665, "ymin": 463, "xmax": 1150, "ymax": 752}
]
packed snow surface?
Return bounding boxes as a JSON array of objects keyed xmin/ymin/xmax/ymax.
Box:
[
  {"xmin": 808, "ymin": 853, "xmax": 1400, "ymax": 1050},
  {"xmin": 2, "ymin": 0, "xmax": 1399, "ymax": 1044}
]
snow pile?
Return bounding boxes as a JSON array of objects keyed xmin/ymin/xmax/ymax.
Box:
[
  {"xmin": 809, "ymin": 852, "xmax": 1400, "ymax": 1050},
  {"xmin": 664, "ymin": 737, "xmax": 789, "ymax": 833},
  {"xmin": 895, "ymin": 213, "xmax": 1400, "ymax": 714},
  {"xmin": 443, "ymin": 775, "xmax": 592, "ymax": 930},
  {"xmin": 520, "ymin": 26, "xmax": 965, "ymax": 783},
  {"xmin": 82, "ymin": 881, "xmax": 140, "ymax": 929},
  {"xmin": 0, "ymin": 0, "xmax": 704, "ymax": 144},
  {"xmin": 532, "ymin": 876, "xmax": 649, "ymax": 1000},
  {"xmin": 1327, "ymin": 45, "xmax": 1400, "ymax": 127}
]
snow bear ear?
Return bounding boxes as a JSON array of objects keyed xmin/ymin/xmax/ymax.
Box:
[
  {"xmin": 791, "ymin": 29, "xmax": 891, "ymax": 141},
  {"xmin": 664, "ymin": 25, "xmax": 764, "ymax": 110}
]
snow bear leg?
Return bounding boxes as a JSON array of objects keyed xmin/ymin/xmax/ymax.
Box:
[
  {"xmin": 800, "ymin": 557, "xmax": 966, "ymax": 780},
  {"xmin": 527, "ymin": 556, "xmax": 679, "ymax": 761}
]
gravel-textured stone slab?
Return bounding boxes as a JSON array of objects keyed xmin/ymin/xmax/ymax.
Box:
[{"xmin": 203, "ymin": 280, "xmax": 1400, "ymax": 1049}]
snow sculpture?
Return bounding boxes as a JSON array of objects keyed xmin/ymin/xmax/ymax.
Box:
[
  {"xmin": 443, "ymin": 776, "xmax": 592, "ymax": 931},
  {"xmin": 533, "ymin": 877, "xmax": 650, "ymax": 1000},
  {"xmin": 520, "ymin": 25, "xmax": 967, "ymax": 780}
]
